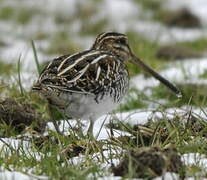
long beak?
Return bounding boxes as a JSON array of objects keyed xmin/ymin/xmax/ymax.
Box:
[{"xmin": 131, "ymin": 55, "xmax": 182, "ymax": 98}]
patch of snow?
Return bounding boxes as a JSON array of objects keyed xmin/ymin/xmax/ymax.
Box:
[
  {"xmin": 132, "ymin": 21, "xmax": 207, "ymax": 44},
  {"xmin": 94, "ymin": 110, "xmax": 151, "ymax": 140},
  {"xmin": 1, "ymin": 39, "xmax": 49, "ymax": 70},
  {"xmin": 24, "ymin": 16, "xmax": 59, "ymax": 37},
  {"xmin": 10, "ymin": 71, "xmax": 37, "ymax": 90},
  {"xmin": 151, "ymin": 106, "xmax": 207, "ymax": 123},
  {"xmin": 100, "ymin": 0, "xmax": 139, "ymax": 21},
  {"xmin": 187, "ymin": 178, "xmax": 207, "ymax": 180},
  {"xmin": 98, "ymin": 172, "xmax": 207, "ymax": 180},
  {"xmin": 98, "ymin": 0, "xmax": 141, "ymax": 32},
  {"xmin": 46, "ymin": 110, "xmax": 151, "ymax": 140},
  {"xmin": 47, "ymin": 105, "xmax": 206, "ymax": 139},
  {"xmin": 153, "ymin": 172, "xmax": 179, "ymax": 180},
  {"xmin": 69, "ymin": 154, "xmax": 86, "ymax": 165},
  {"xmin": 130, "ymin": 74, "xmax": 159, "ymax": 90},
  {"xmin": 47, "ymin": 105, "xmax": 207, "ymax": 140},
  {"xmin": 182, "ymin": 153, "xmax": 207, "ymax": 169},
  {"xmin": 160, "ymin": 58, "xmax": 207, "ymax": 82},
  {"xmin": 131, "ymin": 57, "xmax": 207, "ymax": 93},
  {"xmin": 0, "ymin": 138, "xmax": 42, "ymax": 161},
  {"xmin": 98, "ymin": 176, "xmax": 122, "ymax": 180},
  {"xmin": 0, "ymin": 169, "xmax": 48, "ymax": 180},
  {"xmin": 0, "ymin": 138, "xmax": 30, "ymax": 150},
  {"xmin": 2, "ymin": 0, "xmax": 78, "ymax": 17}
]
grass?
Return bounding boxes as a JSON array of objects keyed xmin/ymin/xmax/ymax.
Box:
[
  {"xmin": 0, "ymin": 39, "xmax": 7, "ymax": 47},
  {"xmin": 0, "ymin": 5, "xmax": 40, "ymax": 24},
  {"xmin": 178, "ymin": 37, "xmax": 207, "ymax": 52},
  {"xmin": 17, "ymin": 55, "xmax": 24, "ymax": 96},
  {"xmin": 1, "ymin": 94, "xmax": 207, "ymax": 179},
  {"xmin": 0, "ymin": 61, "xmax": 15, "ymax": 75},
  {"xmin": 200, "ymin": 70, "xmax": 207, "ymax": 79},
  {"xmin": 134, "ymin": 0, "xmax": 163, "ymax": 12},
  {"xmin": 1, "ymin": 60, "xmax": 206, "ymax": 179},
  {"xmin": 119, "ymin": 89, "xmax": 148, "ymax": 111},
  {"xmin": 151, "ymin": 82, "xmax": 207, "ymax": 107},
  {"xmin": 1, "ymin": 35, "xmax": 207, "ymax": 180},
  {"xmin": 31, "ymin": 41, "xmax": 41, "ymax": 75},
  {"xmin": 44, "ymin": 31, "xmax": 81, "ymax": 55},
  {"xmin": 1, "ymin": 0, "xmax": 207, "ymax": 179},
  {"xmin": 126, "ymin": 31, "xmax": 171, "ymax": 76},
  {"xmin": 80, "ymin": 19, "xmax": 108, "ymax": 36}
]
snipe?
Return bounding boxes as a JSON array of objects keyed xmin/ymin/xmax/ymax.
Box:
[{"xmin": 32, "ymin": 32, "xmax": 181, "ymax": 136}]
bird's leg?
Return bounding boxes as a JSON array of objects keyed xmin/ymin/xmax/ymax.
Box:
[
  {"xmin": 48, "ymin": 105, "xmax": 63, "ymax": 135},
  {"xmin": 109, "ymin": 116, "xmax": 114, "ymax": 137},
  {"xmin": 87, "ymin": 118, "xmax": 95, "ymax": 138}
]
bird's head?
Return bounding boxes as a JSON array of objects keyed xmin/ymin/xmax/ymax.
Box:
[
  {"xmin": 92, "ymin": 32, "xmax": 132, "ymax": 61},
  {"xmin": 92, "ymin": 32, "xmax": 182, "ymax": 97}
]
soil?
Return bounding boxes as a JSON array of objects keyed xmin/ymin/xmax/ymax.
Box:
[
  {"xmin": 159, "ymin": 8, "xmax": 201, "ymax": 28},
  {"xmin": 156, "ymin": 45, "xmax": 202, "ymax": 60},
  {"xmin": 112, "ymin": 146, "xmax": 185, "ymax": 179},
  {"xmin": 33, "ymin": 135, "xmax": 60, "ymax": 150},
  {"xmin": 0, "ymin": 98, "xmax": 46, "ymax": 136},
  {"xmin": 61, "ymin": 144, "xmax": 86, "ymax": 158}
]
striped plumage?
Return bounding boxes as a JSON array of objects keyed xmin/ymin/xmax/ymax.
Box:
[{"xmin": 33, "ymin": 32, "xmax": 181, "ymax": 136}]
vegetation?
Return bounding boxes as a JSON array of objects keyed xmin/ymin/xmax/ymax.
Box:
[
  {"xmin": 0, "ymin": 61, "xmax": 14, "ymax": 75},
  {"xmin": 0, "ymin": 5, "xmax": 41, "ymax": 24},
  {"xmin": 44, "ymin": 31, "xmax": 81, "ymax": 55},
  {"xmin": 0, "ymin": 0, "xmax": 207, "ymax": 179}
]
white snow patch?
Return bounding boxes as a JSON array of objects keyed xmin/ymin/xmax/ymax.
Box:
[
  {"xmin": 153, "ymin": 172, "xmax": 179, "ymax": 180},
  {"xmin": 0, "ymin": 138, "xmax": 42, "ymax": 161},
  {"xmin": 182, "ymin": 153, "xmax": 207, "ymax": 169},
  {"xmin": 131, "ymin": 57, "xmax": 207, "ymax": 92},
  {"xmin": 47, "ymin": 105, "xmax": 207, "ymax": 141},
  {"xmin": 98, "ymin": 176, "xmax": 122, "ymax": 180},
  {"xmin": 130, "ymin": 74, "xmax": 159, "ymax": 90},
  {"xmin": 47, "ymin": 110, "xmax": 152, "ymax": 140},
  {"xmin": 0, "ymin": 169, "xmax": 48, "ymax": 180},
  {"xmin": 160, "ymin": 58, "xmax": 207, "ymax": 81},
  {"xmin": 133, "ymin": 21, "xmax": 207, "ymax": 44},
  {"xmin": 0, "ymin": 138, "xmax": 30, "ymax": 150},
  {"xmin": 99, "ymin": 0, "xmax": 140, "ymax": 22}
]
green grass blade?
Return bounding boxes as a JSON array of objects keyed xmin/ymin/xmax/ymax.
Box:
[
  {"xmin": 17, "ymin": 54, "xmax": 24, "ymax": 95},
  {"xmin": 31, "ymin": 40, "xmax": 41, "ymax": 75}
]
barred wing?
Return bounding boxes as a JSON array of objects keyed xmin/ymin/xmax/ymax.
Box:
[{"xmin": 36, "ymin": 50, "xmax": 128, "ymax": 95}]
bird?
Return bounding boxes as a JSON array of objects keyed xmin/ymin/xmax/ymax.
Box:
[{"xmin": 32, "ymin": 32, "xmax": 181, "ymax": 137}]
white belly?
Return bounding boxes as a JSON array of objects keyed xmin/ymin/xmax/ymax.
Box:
[{"xmin": 62, "ymin": 93, "xmax": 120, "ymax": 120}]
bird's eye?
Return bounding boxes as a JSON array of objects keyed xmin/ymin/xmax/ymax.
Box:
[{"xmin": 116, "ymin": 38, "xmax": 127, "ymax": 44}]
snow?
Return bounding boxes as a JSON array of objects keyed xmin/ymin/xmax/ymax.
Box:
[
  {"xmin": 1, "ymin": 0, "xmax": 207, "ymax": 90},
  {"xmin": 161, "ymin": 58, "xmax": 207, "ymax": 81},
  {"xmin": 0, "ymin": 170, "xmax": 48, "ymax": 180},
  {"xmin": 1, "ymin": 0, "xmax": 207, "ymax": 179},
  {"xmin": 132, "ymin": 21, "xmax": 207, "ymax": 44},
  {"xmin": 182, "ymin": 153, "xmax": 207, "ymax": 169},
  {"xmin": 98, "ymin": 176, "xmax": 122, "ymax": 180},
  {"xmin": 153, "ymin": 173, "xmax": 179, "ymax": 180},
  {"xmin": 46, "ymin": 105, "xmax": 207, "ymax": 141},
  {"xmin": 131, "ymin": 57, "xmax": 207, "ymax": 95},
  {"xmin": 47, "ymin": 109, "xmax": 152, "ymax": 140},
  {"xmin": 0, "ymin": 139, "xmax": 47, "ymax": 180},
  {"xmin": 98, "ymin": 0, "xmax": 140, "ymax": 32},
  {"xmin": 1, "ymin": 108, "xmax": 207, "ymax": 180},
  {"xmin": 0, "ymin": 138, "xmax": 30, "ymax": 150}
]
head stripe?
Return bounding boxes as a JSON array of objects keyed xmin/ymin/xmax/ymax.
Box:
[
  {"xmin": 98, "ymin": 35, "xmax": 126, "ymax": 44},
  {"xmin": 96, "ymin": 32, "xmax": 126, "ymax": 43}
]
